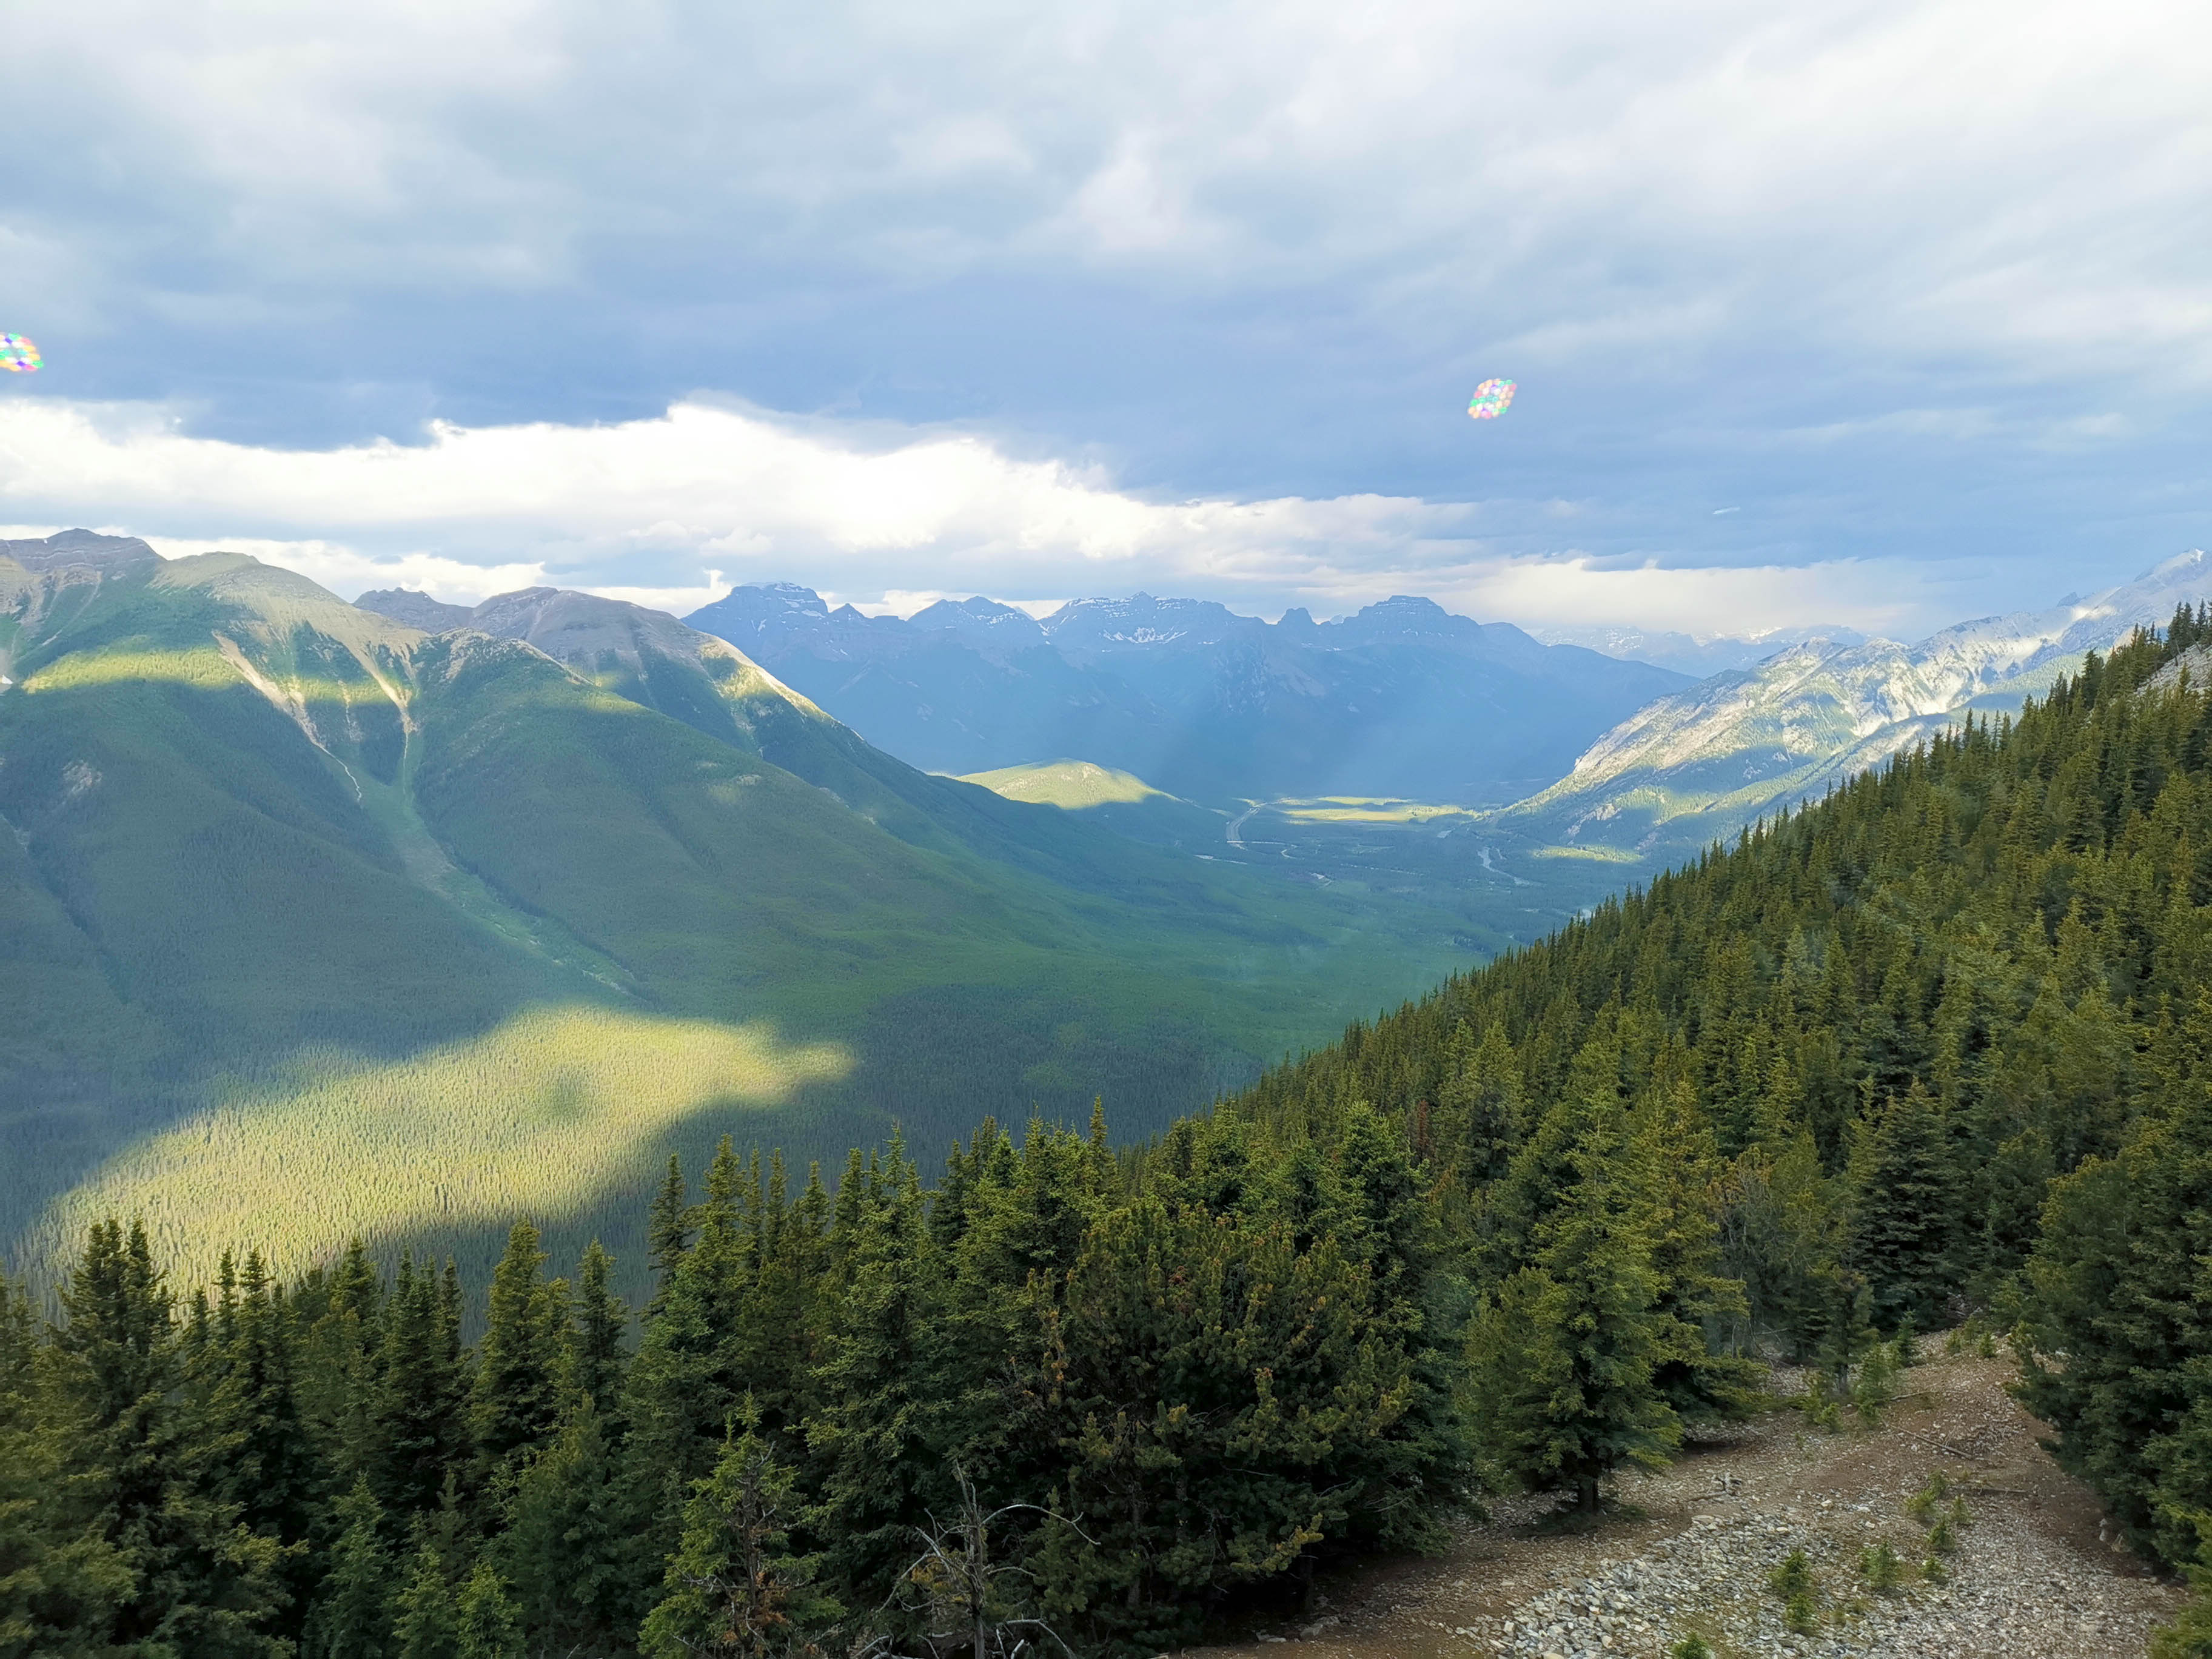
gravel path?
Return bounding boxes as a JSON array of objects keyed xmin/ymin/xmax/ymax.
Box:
[{"xmin": 1189, "ymin": 1352, "xmax": 2182, "ymax": 1659}]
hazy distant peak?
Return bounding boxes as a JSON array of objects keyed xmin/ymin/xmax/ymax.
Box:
[
  {"xmin": 1322, "ymin": 594, "xmax": 1484, "ymax": 646},
  {"xmin": 355, "ymin": 588, "xmax": 474, "ymax": 631},
  {"xmin": 1511, "ymin": 548, "xmax": 2212, "ymax": 863},
  {"xmin": 687, "ymin": 581, "xmax": 833, "ymax": 641},
  {"xmin": 907, "ymin": 595, "xmax": 1048, "ymax": 648},
  {"xmin": 1527, "ymin": 621, "xmax": 1872, "ymax": 677},
  {"xmin": 1043, "ymin": 592, "xmax": 1261, "ymax": 652}
]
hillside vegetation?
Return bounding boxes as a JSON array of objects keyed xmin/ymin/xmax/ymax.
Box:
[
  {"xmin": 0, "ymin": 536, "xmax": 1483, "ymax": 1295},
  {"xmin": 28, "ymin": 1007, "xmax": 853, "ymax": 1298},
  {"xmin": 8, "ymin": 609, "xmax": 2212, "ymax": 1657}
]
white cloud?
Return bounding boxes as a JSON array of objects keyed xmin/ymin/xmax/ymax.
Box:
[{"xmin": 0, "ymin": 394, "xmax": 1959, "ymax": 634}]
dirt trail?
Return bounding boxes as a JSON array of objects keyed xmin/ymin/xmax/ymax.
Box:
[{"xmin": 1188, "ymin": 1352, "xmax": 2182, "ymax": 1659}]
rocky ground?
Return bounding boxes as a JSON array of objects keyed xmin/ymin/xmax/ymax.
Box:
[{"xmin": 1187, "ymin": 1349, "xmax": 2184, "ymax": 1659}]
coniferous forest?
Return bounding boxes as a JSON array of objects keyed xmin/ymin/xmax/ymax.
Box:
[{"xmin": 12, "ymin": 610, "xmax": 2212, "ymax": 1658}]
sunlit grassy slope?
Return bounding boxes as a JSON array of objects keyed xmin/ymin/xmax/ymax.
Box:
[
  {"xmin": 29, "ymin": 1007, "xmax": 852, "ymax": 1294},
  {"xmin": 0, "ymin": 548, "xmax": 1476, "ymax": 1297},
  {"xmin": 961, "ymin": 759, "xmax": 1168, "ymax": 809}
]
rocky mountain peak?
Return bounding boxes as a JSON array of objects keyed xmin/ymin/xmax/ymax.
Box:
[
  {"xmin": 0, "ymin": 528, "xmax": 163, "ymax": 577},
  {"xmin": 354, "ymin": 588, "xmax": 474, "ymax": 631}
]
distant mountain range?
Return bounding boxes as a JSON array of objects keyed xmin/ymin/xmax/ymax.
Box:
[
  {"xmin": 1526, "ymin": 622, "xmax": 1870, "ymax": 679},
  {"xmin": 1505, "ymin": 551, "xmax": 2212, "ymax": 861},
  {"xmin": 679, "ymin": 585, "xmax": 1692, "ymax": 805}
]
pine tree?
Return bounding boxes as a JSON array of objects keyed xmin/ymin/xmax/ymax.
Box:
[
  {"xmin": 495, "ymin": 1403, "xmax": 629, "ymax": 1655},
  {"xmin": 0, "ymin": 1271, "xmax": 130, "ymax": 1657},
  {"xmin": 1468, "ymin": 1097, "xmax": 1681, "ymax": 1513},
  {"xmin": 1849, "ymin": 1084, "xmax": 1960, "ymax": 1328},
  {"xmin": 472, "ymin": 1222, "xmax": 564, "ymax": 1490},
  {"xmin": 305, "ymin": 1479, "xmax": 394, "ymax": 1659},
  {"xmin": 805, "ymin": 1136, "xmax": 943, "ymax": 1606},
  {"xmin": 47, "ymin": 1218, "xmax": 292, "ymax": 1657},
  {"xmin": 565, "ymin": 1241, "xmax": 629, "ymax": 1422},
  {"xmin": 646, "ymin": 1157, "xmax": 692, "ymax": 1318},
  {"xmin": 389, "ymin": 1540, "xmax": 460, "ymax": 1659},
  {"xmin": 200, "ymin": 1248, "xmax": 321, "ymax": 1631},
  {"xmin": 369, "ymin": 1258, "xmax": 474, "ymax": 1523},
  {"xmin": 639, "ymin": 1406, "xmax": 840, "ymax": 1659},
  {"xmin": 1631, "ymin": 1082, "xmax": 1763, "ymax": 1420},
  {"xmin": 454, "ymin": 1564, "xmax": 524, "ymax": 1659}
]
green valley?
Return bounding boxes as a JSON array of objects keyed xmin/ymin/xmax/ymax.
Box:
[{"xmin": 0, "ymin": 532, "xmax": 1479, "ymax": 1295}]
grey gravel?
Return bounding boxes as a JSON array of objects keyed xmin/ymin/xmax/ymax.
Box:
[{"xmin": 1191, "ymin": 1352, "xmax": 2183, "ymax": 1659}]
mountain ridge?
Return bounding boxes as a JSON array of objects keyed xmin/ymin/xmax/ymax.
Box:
[
  {"xmin": 680, "ymin": 582, "xmax": 1692, "ymax": 803},
  {"xmin": 1505, "ymin": 549, "xmax": 2212, "ymax": 859}
]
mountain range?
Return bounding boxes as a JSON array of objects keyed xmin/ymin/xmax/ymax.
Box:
[
  {"xmin": 679, "ymin": 585, "xmax": 1691, "ymax": 805},
  {"xmin": 1504, "ymin": 549, "xmax": 2212, "ymax": 862},
  {"xmin": 18, "ymin": 524, "xmax": 2210, "ymax": 1295},
  {"xmin": 0, "ymin": 531, "xmax": 1479, "ymax": 1292}
]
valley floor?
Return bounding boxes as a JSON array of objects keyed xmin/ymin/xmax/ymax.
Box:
[{"xmin": 1188, "ymin": 1351, "xmax": 2180, "ymax": 1659}]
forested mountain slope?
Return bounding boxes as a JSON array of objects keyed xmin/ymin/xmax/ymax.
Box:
[
  {"xmin": 1504, "ymin": 549, "xmax": 2212, "ymax": 868},
  {"xmin": 10, "ymin": 606, "xmax": 2212, "ymax": 1659},
  {"xmin": 0, "ymin": 534, "xmax": 1475, "ymax": 1295},
  {"xmin": 1233, "ymin": 602, "xmax": 2212, "ymax": 1570}
]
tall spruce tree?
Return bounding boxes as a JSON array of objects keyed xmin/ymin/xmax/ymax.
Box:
[
  {"xmin": 0, "ymin": 1272, "xmax": 129, "ymax": 1657},
  {"xmin": 472, "ymin": 1222, "xmax": 564, "ymax": 1491},
  {"xmin": 565, "ymin": 1241, "xmax": 629, "ymax": 1423},
  {"xmin": 304, "ymin": 1480, "xmax": 394, "ymax": 1659},
  {"xmin": 454, "ymin": 1565, "xmax": 523, "ymax": 1659},
  {"xmin": 495, "ymin": 1403, "xmax": 629, "ymax": 1655},
  {"xmin": 389, "ymin": 1541, "xmax": 460, "ymax": 1659},
  {"xmin": 638, "ymin": 1406, "xmax": 839, "ymax": 1659},
  {"xmin": 369, "ymin": 1258, "xmax": 473, "ymax": 1524},
  {"xmin": 1468, "ymin": 1093, "xmax": 1681, "ymax": 1513},
  {"xmin": 47, "ymin": 1219, "xmax": 292, "ymax": 1658}
]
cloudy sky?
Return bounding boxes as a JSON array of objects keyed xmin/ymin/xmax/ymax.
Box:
[{"xmin": 1, "ymin": 0, "xmax": 2208, "ymax": 639}]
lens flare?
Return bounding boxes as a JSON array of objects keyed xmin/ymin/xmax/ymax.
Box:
[{"xmin": 1467, "ymin": 378, "xmax": 1514, "ymax": 420}]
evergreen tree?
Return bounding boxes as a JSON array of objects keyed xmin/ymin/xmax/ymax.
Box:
[
  {"xmin": 1631, "ymin": 1082, "xmax": 1762, "ymax": 1421},
  {"xmin": 638, "ymin": 1406, "xmax": 839, "ymax": 1659},
  {"xmin": 388, "ymin": 1541, "xmax": 460, "ymax": 1659},
  {"xmin": 495, "ymin": 1404, "xmax": 629, "ymax": 1656},
  {"xmin": 0, "ymin": 1272, "xmax": 129, "ymax": 1658},
  {"xmin": 199, "ymin": 1249, "xmax": 320, "ymax": 1633},
  {"xmin": 472, "ymin": 1222, "xmax": 564, "ymax": 1490},
  {"xmin": 454, "ymin": 1565, "xmax": 523, "ymax": 1659},
  {"xmin": 646, "ymin": 1158, "xmax": 692, "ymax": 1315},
  {"xmin": 46, "ymin": 1219, "xmax": 292, "ymax": 1658},
  {"xmin": 804, "ymin": 1138, "xmax": 943, "ymax": 1608},
  {"xmin": 1468, "ymin": 1096, "xmax": 1680, "ymax": 1513},
  {"xmin": 1848, "ymin": 1084, "xmax": 1960, "ymax": 1329},
  {"xmin": 565, "ymin": 1241, "xmax": 629, "ymax": 1422},
  {"xmin": 305, "ymin": 1480, "xmax": 394, "ymax": 1659},
  {"xmin": 369, "ymin": 1258, "xmax": 474, "ymax": 1523}
]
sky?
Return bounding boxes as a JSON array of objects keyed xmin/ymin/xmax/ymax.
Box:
[{"xmin": 1, "ymin": 0, "xmax": 2209, "ymax": 640}]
